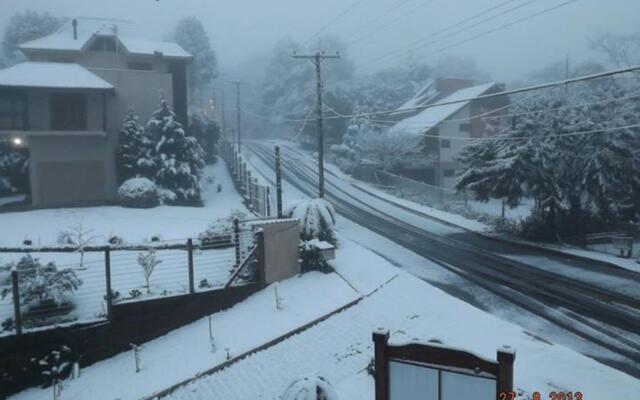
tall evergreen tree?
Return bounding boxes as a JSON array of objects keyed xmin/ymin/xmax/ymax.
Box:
[
  {"xmin": 172, "ymin": 17, "xmax": 218, "ymax": 107},
  {"xmin": 147, "ymin": 97, "xmax": 205, "ymax": 205},
  {"xmin": 116, "ymin": 109, "xmax": 155, "ymax": 183}
]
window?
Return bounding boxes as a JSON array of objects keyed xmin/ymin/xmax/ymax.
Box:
[
  {"xmin": 459, "ymin": 123, "xmax": 472, "ymax": 132},
  {"xmin": 128, "ymin": 62, "xmax": 153, "ymax": 71},
  {"xmin": 440, "ymin": 139, "xmax": 451, "ymax": 148},
  {"xmin": 0, "ymin": 90, "xmax": 27, "ymax": 130},
  {"xmin": 89, "ymin": 37, "xmax": 117, "ymax": 52},
  {"xmin": 50, "ymin": 93, "xmax": 87, "ymax": 130},
  {"xmin": 443, "ymin": 169, "xmax": 455, "ymax": 178}
]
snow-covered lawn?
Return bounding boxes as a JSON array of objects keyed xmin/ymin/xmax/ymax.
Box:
[
  {"xmin": 9, "ymin": 271, "xmax": 361, "ymax": 400},
  {"xmin": 0, "ymin": 160, "xmax": 247, "ymax": 247},
  {"xmin": 156, "ymin": 238, "xmax": 640, "ymax": 400},
  {"xmin": 0, "ymin": 160, "xmax": 251, "ymax": 334}
]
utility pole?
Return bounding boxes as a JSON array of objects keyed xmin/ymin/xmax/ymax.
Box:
[
  {"xmin": 218, "ymin": 78, "xmax": 226, "ymax": 140},
  {"xmin": 292, "ymin": 50, "xmax": 340, "ymax": 198},
  {"xmin": 228, "ymin": 80, "xmax": 248, "ymax": 153}
]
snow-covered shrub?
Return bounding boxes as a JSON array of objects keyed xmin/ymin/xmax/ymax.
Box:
[
  {"xmin": 300, "ymin": 239, "xmax": 332, "ymax": 273},
  {"xmin": 286, "ymin": 199, "xmax": 337, "ymax": 245},
  {"xmin": 198, "ymin": 209, "xmax": 248, "ymax": 245},
  {"xmin": 157, "ymin": 187, "xmax": 177, "ymax": 205},
  {"xmin": 0, "ymin": 256, "xmax": 82, "ymax": 314},
  {"xmin": 328, "ymin": 144, "xmax": 358, "ymax": 174},
  {"xmin": 57, "ymin": 222, "xmax": 98, "ymax": 269},
  {"xmin": 118, "ymin": 177, "xmax": 159, "ymax": 208},
  {"xmin": 116, "ymin": 108, "xmax": 155, "ymax": 183},
  {"xmin": 281, "ymin": 375, "xmax": 339, "ymax": 400}
]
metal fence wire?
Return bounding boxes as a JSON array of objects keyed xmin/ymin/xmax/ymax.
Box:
[{"xmin": 0, "ymin": 225, "xmax": 261, "ymax": 337}]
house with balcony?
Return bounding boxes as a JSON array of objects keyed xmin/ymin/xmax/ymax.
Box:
[
  {"xmin": 0, "ymin": 18, "xmax": 191, "ymax": 207},
  {"xmin": 392, "ymin": 78, "xmax": 508, "ymax": 189}
]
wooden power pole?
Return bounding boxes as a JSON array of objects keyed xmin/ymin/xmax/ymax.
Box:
[
  {"xmin": 228, "ymin": 80, "xmax": 248, "ymax": 153},
  {"xmin": 292, "ymin": 50, "xmax": 340, "ymax": 198}
]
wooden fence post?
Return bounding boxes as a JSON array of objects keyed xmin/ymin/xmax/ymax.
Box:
[
  {"xmin": 266, "ymin": 187, "xmax": 272, "ymax": 217},
  {"xmin": 247, "ymin": 170, "xmax": 253, "ymax": 209},
  {"xmin": 187, "ymin": 239, "xmax": 195, "ymax": 294},
  {"xmin": 275, "ymin": 146, "xmax": 283, "ymax": 218},
  {"xmin": 11, "ymin": 269, "xmax": 22, "ymax": 335},
  {"xmin": 233, "ymin": 218, "xmax": 241, "ymax": 267},
  {"xmin": 255, "ymin": 229, "xmax": 266, "ymax": 285},
  {"xmin": 372, "ymin": 330, "xmax": 390, "ymax": 400},
  {"xmin": 497, "ymin": 348, "xmax": 515, "ymax": 396},
  {"xmin": 104, "ymin": 248, "xmax": 113, "ymax": 320}
]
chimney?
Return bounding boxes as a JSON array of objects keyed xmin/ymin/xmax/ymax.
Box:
[
  {"xmin": 435, "ymin": 77, "xmax": 474, "ymax": 97},
  {"xmin": 72, "ymin": 19, "xmax": 78, "ymax": 40}
]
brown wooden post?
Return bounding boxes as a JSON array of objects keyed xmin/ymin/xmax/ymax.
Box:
[
  {"xmin": 104, "ymin": 248, "xmax": 113, "ymax": 320},
  {"xmin": 255, "ymin": 229, "xmax": 267, "ymax": 285},
  {"xmin": 275, "ymin": 146, "xmax": 283, "ymax": 218},
  {"xmin": 372, "ymin": 330, "xmax": 390, "ymax": 400},
  {"xmin": 266, "ymin": 187, "xmax": 272, "ymax": 217},
  {"xmin": 11, "ymin": 269, "xmax": 22, "ymax": 335},
  {"xmin": 187, "ymin": 239, "xmax": 195, "ymax": 294},
  {"xmin": 496, "ymin": 348, "xmax": 515, "ymax": 398},
  {"xmin": 233, "ymin": 218, "xmax": 241, "ymax": 266},
  {"xmin": 247, "ymin": 170, "xmax": 253, "ymax": 209}
]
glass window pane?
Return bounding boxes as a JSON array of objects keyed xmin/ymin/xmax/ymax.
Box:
[
  {"xmin": 441, "ymin": 371, "xmax": 495, "ymax": 400},
  {"xmin": 389, "ymin": 361, "xmax": 438, "ymax": 400}
]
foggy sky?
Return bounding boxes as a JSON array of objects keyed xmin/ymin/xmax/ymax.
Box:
[{"xmin": 1, "ymin": 0, "xmax": 638, "ymax": 83}]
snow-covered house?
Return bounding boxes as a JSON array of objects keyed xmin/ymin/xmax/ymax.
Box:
[
  {"xmin": 392, "ymin": 79, "xmax": 508, "ymax": 189},
  {"xmin": 0, "ymin": 18, "xmax": 192, "ymax": 207}
]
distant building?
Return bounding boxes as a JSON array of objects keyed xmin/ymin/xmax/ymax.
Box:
[
  {"xmin": 0, "ymin": 18, "xmax": 192, "ymax": 207},
  {"xmin": 393, "ymin": 78, "xmax": 508, "ymax": 189}
]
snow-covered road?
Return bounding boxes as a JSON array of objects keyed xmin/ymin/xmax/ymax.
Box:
[{"xmin": 245, "ymin": 139, "xmax": 640, "ymax": 378}]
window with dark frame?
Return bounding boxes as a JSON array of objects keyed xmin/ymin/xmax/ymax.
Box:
[
  {"xmin": 443, "ymin": 169, "xmax": 455, "ymax": 178},
  {"xmin": 459, "ymin": 122, "xmax": 472, "ymax": 132},
  {"xmin": 89, "ymin": 37, "xmax": 117, "ymax": 52},
  {"xmin": 128, "ymin": 62, "xmax": 153, "ymax": 71},
  {"xmin": 50, "ymin": 93, "xmax": 87, "ymax": 131},
  {"xmin": 0, "ymin": 90, "xmax": 27, "ymax": 130},
  {"xmin": 441, "ymin": 139, "xmax": 451, "ymax": 148}
]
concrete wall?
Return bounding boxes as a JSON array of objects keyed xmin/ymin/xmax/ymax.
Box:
[
  {"xmin": 254, "ymin": 219, "xmax": 301, "ymax": 284},
  {"xmin": 91, "ymin": 68, "xmax": 173, "ymax": 127}
]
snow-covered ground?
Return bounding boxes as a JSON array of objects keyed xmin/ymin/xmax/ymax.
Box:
[
  {"xmin": 157, "ymin": 237, "xmax": 640, "ymax": 400},
  {"xmin": 0, "ymin": 159, "xmax": 250, "ymax": 334},
  {"xmin": 9, "ymin": 271, "xmax": 361, "ymax": 400},
  {"xmin": 0, "ymin": 160, "xmax": 247, "ymax": 247}
]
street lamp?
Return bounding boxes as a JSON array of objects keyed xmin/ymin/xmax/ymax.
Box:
[{"xmin": 11, "ymin": 137, "xmax": 23, "ymax": 147}]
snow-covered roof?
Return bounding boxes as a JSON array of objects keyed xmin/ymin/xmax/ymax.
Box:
[
  {"xmin": 0, "ymin": 62, "xmax": 114, "ymax": 90},
  {"xmin": 394, "ymin": 82, "xmax": 497, "ymax": 136},
  {"xmin": 396, "ymin": 79, "xmax": 439, "ymax": 111},
  {"xmin": 19, "ymin": 18, "xmax": 191, "ymax": 60}
]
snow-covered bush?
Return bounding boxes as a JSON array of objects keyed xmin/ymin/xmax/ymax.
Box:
[
  {"xmin": 118, "ymin": 177, "xmax": 159, "ymax": 208},
  {"xmin": 286, "ymin": 199, "xmax": 337, "ymax": 245},
  {"xmin": 198, "ymin": 209, "xmax": 248, "ymax": 245},
  {"xmin": 0, "ymin": 256, "xmax": 82, "ymax": 313},
  {"xmin": 281, "ymin": 375, "xmax": 339, "ymax": 400},
  {"xmin": 328, "ymin": 144, "xmax": 358, "ymax": 174}
]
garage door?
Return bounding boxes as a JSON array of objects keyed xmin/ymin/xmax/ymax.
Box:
[{"xmin": 36, "ymin": 161, "xmax": 105, "ymax": 206}]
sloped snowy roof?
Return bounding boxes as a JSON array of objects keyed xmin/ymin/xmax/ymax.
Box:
[
  {"xmin": 19, "ymin": 18, "xmax": 191, "ymax": 60},
  {"xmin": 0, "ymin": 62, "xmax": 114, "ymax": 90},
  {"xmin": 395, "ymin": 79, "xmax": 439, "ymax": 111},
  {"xmin": 394, "ymin": 82, "xmax": 497, "ymax": 136}
]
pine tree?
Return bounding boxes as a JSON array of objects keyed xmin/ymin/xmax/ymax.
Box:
[
  {"xmin": 147, "ymin": 97, "xmax": 205, "ymax": 205},
  {"xmin": 116, "ymin": 109, "xmax": 155, "ymax": 183},
  {"xmin": 188, "ymin": 113, "xmax": 220, "ymax": 164},
  {"xmin": 1, "ymin": 10, "xmax": 63, "ymax": 66}
]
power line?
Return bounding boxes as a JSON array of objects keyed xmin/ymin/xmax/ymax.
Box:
[
  {"xmin": 302, "ymin": 0, "xmax": 366, "ymax": 46},
  {"xmin": 285, "ymin": 63, "xmax": 640, "ymax": 122},
  {"xmin": 359, "ymin": 0, "xmax": 577, "ymax": 74},
  {"xmin": 363, "ymin": 0, "xmax": 537, "ymax": 69}
]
